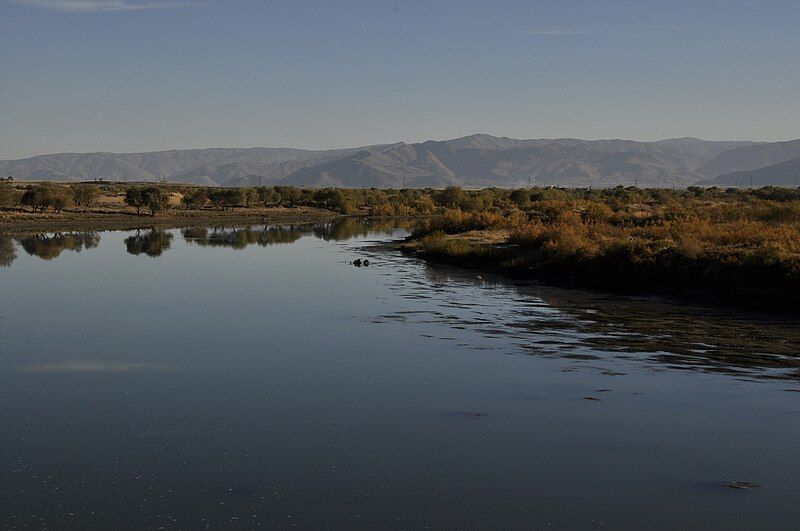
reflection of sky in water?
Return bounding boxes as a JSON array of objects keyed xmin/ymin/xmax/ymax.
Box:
[
  {"xmin": 17, "ymin": 360, "xmax": 174, "ymax": 373},
  {"xmin": 0, "ymin": 222, "xmax": 799, "ymax": 528}
]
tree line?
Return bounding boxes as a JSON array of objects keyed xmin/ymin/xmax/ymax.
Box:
[
  {"xmin": 0, "ymin": 183, "xmax": 101, "ymax": 212},
  {"xmin": 3, "ymin": 181, "xmax": 800, "ymax": 219}
]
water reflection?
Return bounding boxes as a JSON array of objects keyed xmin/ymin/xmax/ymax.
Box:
[
  {"xmin": 532, "ymin": 289, "xmax": 800, "ymax": 380},
  {"xmin": 16, "ymin": 360, "xmax": 174, "ymax": 373},
  {"xmin": 2, "ymin": 223, "xmax": 800, "ymax": 528},
  {"xmin": 5, "ymin": 221, "xmax": 798, "ymax": 383},
  {"xmin": 124, "ymin": 229, "xmax": 173, "ymax": 257},
  {"xmin": 182, "ymin": 225, "xmax": 304, "ymax": 248},
  {"xmin": 180, "ymin": 219, "xmax": 410, "ymax": 251},
  {"xmin": 0, "ymin": 219, "xmax": 412, "ymax": 264},
  {"xmin": 370, "ymin": 254, "xmax": 800, "ymax": 382},
  {"xmin": 17, "ymin": 232, "xmax": 100, "ymax": 260},
  {"xmin": 313, "ymin": 218, "xmax": 405, "ymax": 241},
  {"xmin": 0, "ymin": 236, "xmax": 15, "ymax": 267}
]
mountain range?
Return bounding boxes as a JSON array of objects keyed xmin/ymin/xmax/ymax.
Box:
[{"xmin": 1, "ymin": 134, "xmax": 798, "ymax": 188}]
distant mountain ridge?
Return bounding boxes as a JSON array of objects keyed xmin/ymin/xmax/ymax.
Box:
[
  {"xmin": 3, "ymin": 134, "xmax": 793, "ymax": 188},
  {"xmin": 697, "ymin": 139, "xmax": 800, "ymax": 177},
  {"xmin": 706, "ymin": 157, "xmax": 800, "ymax": 187},
  {"xmin": 0, "ymin": 145, "xmax": 394, "ymax": 186},
  {"xmin": 284, "ymin": 136, "xmax": 762, "ymax": 188}
]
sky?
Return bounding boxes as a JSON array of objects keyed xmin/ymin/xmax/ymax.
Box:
[{"xmin": 1, "ymin": 0, "xmax": 799, "ymax": 160}]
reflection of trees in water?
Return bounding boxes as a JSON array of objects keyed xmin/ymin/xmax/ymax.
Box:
[
  {"xmin": 417, "ymin": 262, "xmax": 800, "ymax": 380},
  {"xmin": 313, "ymin": 218, "xmax": 409, "ymax": 241},
  {"xmin": 181, "ymin": 219, "xmax": 409, "ymax": 250},
  {"xmin": 257, "ymin": 226, "xmax": 304, "ymax": 246},
  {"xmin": 182, "ymin": 226, "xmax": 304, "ymax": 249},
  {"xmin": 0, "ymin": 236, "xmax": 16, "ymax": 267},
  {"xmin": 125, "ymin": 229, "xmax": 173, "ymax": 257},
  {"xmin": 537, "ymin": 291, "xmax": 800, "ymax": 380},
  {"xmin": 16, "ymin": 232, "xmax": 100, "ymax": 261}
]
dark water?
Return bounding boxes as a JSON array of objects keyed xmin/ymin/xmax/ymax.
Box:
[{"xmin": 1, "ymin": 222, "xmax": 799, "ymax": 529}]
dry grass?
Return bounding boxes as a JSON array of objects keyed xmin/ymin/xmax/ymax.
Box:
[{"xmin": 407, "ymin": 188, "xmax": 800, "ymax": 307}]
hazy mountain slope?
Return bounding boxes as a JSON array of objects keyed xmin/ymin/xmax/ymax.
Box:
[
  {"xmin": 0, "ymin": 135, "xmax": 761, "ymax": 187},
  {"xmin": 0, "ymin": 146, "xmax": 390, "ymax": 185},
  {"xmin": 282, "ymin": 139, "xmax": 723, "ymax": 188},
  {"xmin": 705, "ymin": 157, "xmax": 800, "ymax": 186},
  {"xmin": 698, "ymin": 139, "xmax": 800, "ymax": 176},
  {"xmin": 282, "ymin": 147, "xmax": 459, "ymax": 188}
]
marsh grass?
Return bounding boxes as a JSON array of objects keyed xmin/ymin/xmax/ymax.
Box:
[{"xmin": 406, "ymin": 187, "xmax": 800, "ymax": 307}]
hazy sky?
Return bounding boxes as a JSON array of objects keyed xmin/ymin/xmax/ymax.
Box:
[{"xmin": 1, "ymin": 0, "xmax": 799, "ymax": 159}]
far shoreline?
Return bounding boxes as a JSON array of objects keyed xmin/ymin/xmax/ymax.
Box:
[{"xmin": 0, "ymin": 206, "xmax": 342, "ymax": 235}]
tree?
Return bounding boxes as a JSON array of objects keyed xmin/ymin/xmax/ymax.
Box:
[
  {"xmin": 125, "ymin": 186, "xmax": 169, "ymax": 216},
  {"xmin": 142, "ymin": 187, "xmax": 170, "ymax": 216},
  {"xmin": 241, "ymin": 188, "xmax": 259, "ymax": 208},
  {"xmin": 124, "ymin": 187, "xmax": 145, "ymax": 214},
  {"xmin": 256, "ymin": 186, "xmax": 281, "ymax": 207},
  {"xmin": 208, "ymin": 188, "xmax": 242, "ymax": 210},
  {"xmin": 275, "ymin": 186, "xmax": 301, "ymax": 207},
  {"xmin": 70, "ymin": 184, "xmax": 100, "ymax": 210},
  {"xmin": 315, "ymin": 188, "xmax": 354, "ymax": 214},
  {"xmin": 181, "ymin": 188, "xmax": 209, "ymax": 209}
]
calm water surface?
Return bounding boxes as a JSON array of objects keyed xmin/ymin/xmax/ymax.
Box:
[{"xmin": 1, "ymin": 222, "xmax": 799, "ymax": 529}]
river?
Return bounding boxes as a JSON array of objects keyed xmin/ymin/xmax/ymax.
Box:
[{"xmin": 1, "ymin": 221, "xmax": 799, "ymax": 528}]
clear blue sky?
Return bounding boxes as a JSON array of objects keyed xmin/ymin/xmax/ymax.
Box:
[{"xmin": 1, "ymin": 0, "xmax": 798, "ymax": 159}]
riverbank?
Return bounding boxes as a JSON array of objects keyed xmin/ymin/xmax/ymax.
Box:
[
  {"xmin": 398, "ymin": 229, "xmax": 800, "ymax": 311},
  {"xmin": 0, "ymin": 206, "xmax": 340, "ymax": 234}
]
